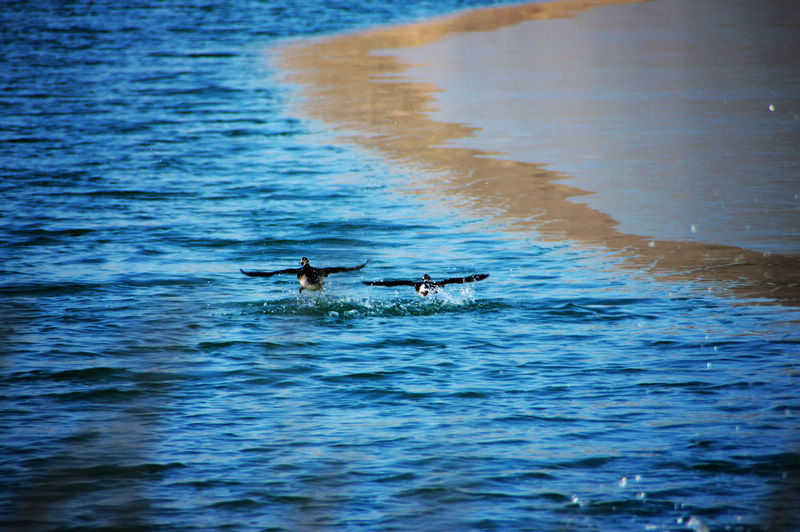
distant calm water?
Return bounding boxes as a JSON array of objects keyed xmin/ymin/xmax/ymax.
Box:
[
  {"xmin": 1, "ymin": 1, "xmax": 799, "ymax": 531},
  {"xmin": 392, "ymin": 0, "xmax": 800, "ymax": 255}
]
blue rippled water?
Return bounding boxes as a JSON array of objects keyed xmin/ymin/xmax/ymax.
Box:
[{"xmin": 2, "ymin": 0, "xmax": 799, "ymax": 530}]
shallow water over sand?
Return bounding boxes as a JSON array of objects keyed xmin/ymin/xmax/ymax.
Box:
[{"xmin": 390, "ymin": 0, "xmax": 800, "ymax": 255}]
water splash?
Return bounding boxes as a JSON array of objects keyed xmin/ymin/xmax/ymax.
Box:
[{"xmin": 248, "ymin": 289, "xmax": 498, "ymax": 319}]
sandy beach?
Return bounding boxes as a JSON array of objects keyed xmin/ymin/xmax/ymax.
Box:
[{"xmin": 276, "ymin": 0, "xmax": 800, "ymax": 304}]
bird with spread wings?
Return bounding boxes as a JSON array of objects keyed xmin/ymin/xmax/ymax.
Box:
[
  {"xmin": 363, "ymin": 273, "xmax": 488, "ymax": 297},
  {"xmin": 241, "ymin": 257, "xmax": 368, "ymax": 293}
]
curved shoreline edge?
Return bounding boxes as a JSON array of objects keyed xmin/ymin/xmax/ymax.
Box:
[{"xmin": 275, "ymin": 0, "xmax": 800, "ymax": 306}]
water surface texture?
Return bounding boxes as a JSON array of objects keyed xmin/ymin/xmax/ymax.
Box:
[
  {"xmin": 2, "ymin": 0, "xmax": 799, "ymax": 530},
  {"xmin": 391, "ymin": 0, "xmax": 800, "ymax": 254}
]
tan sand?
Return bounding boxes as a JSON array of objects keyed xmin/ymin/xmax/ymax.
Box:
[{"xmin": 275, "ymin": 0, "xmax": 800, "ymax": 306}]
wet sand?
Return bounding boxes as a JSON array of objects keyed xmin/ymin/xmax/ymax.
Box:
[{"xmin": 276, "ymin": 0, "xmax": 800, "ymax": 305}]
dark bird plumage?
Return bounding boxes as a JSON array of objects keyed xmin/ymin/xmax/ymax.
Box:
[
  {"xmin": 362, "ymin": 273, "xmax": 489, "ymax": 297},
  {"xmin": 241, "ymin": 257, "xmax": 368, "ymax": 292}
]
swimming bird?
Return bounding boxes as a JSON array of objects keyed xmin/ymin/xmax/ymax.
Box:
[
  {"xmin": 240, "ymin": 257, "xmax": 368, "ymax": 293},
  {"xmin": 362, "ymin": 273, "xmax": 489, "ymax": 298}
]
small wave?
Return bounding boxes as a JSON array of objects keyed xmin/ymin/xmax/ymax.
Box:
[
  {"xmin": 0, "ymin": 281, "xmax": 106, "ymax": 297},
  {"xmin": 209, "ymin": 498, "xmax": 261, "ymax": 510},
  {"xmin": 62, "ymin": 461, "xmax": 186, "ymax": 480},
  {"xmin": 540, "ymin": 300, "xmax": 648, "ymax": 323},
  {"xmin": 554, "ymin": 455, "xmax": 618, "ymax": 470},
  {"xmin": 43, "ymin": 386, "xmax": 148, "ymax": 403}
]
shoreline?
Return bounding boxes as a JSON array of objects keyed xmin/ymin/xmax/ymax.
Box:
[{"xmin": 275, "ymin": 0, "xmax": 800, "ymax": 306}]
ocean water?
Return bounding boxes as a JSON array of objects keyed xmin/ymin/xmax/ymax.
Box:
[{"xmin": 1, "ymin": 1, "xmax": 799, "ymax": 531}]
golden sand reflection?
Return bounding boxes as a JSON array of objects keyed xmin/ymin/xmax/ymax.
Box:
[{"xmin": 275, "ymin": 0, "xmax": 800, "ymax": 305}]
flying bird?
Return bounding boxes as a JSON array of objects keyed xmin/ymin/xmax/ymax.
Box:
[
  {"xmin": 241, "ymin": 257, "xmax": 368, "ymax": 293},
  {"xmin": 362, "ymin": 273, "xmax": 489, "ymax": 298}
]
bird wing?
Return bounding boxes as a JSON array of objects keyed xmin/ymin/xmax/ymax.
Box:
[
  {"xmin": 317, "ymin": 260, "xmax": 369, "ymax": 276},
  {"xmin": 361, "ymin": 279, "xmax": 416, "ymax": 287},
  {"xmin": 240, "ymin": 268, "xmax": 300, "ymax": 278},
  {"xmin": 437, "ymin": 273, "xmax": 490, "ymax": 286}
]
